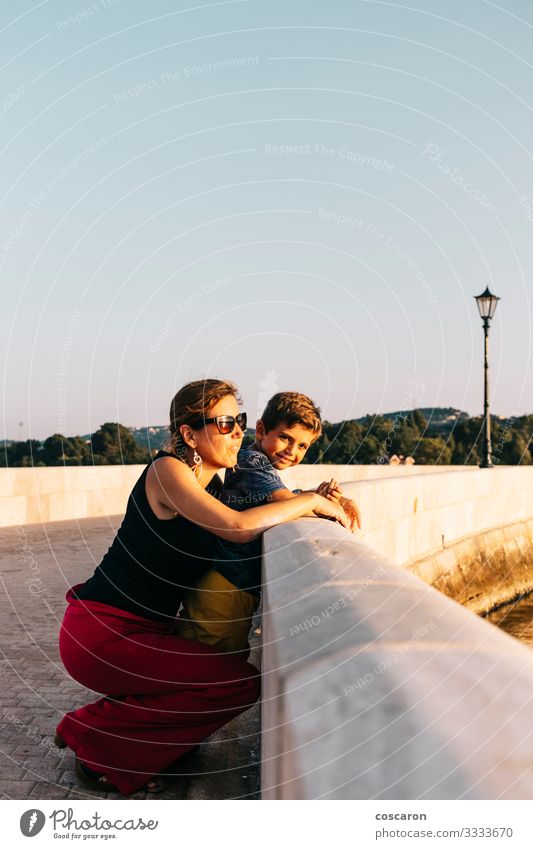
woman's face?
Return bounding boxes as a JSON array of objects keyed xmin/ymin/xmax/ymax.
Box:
[{"xmin": 189, "ymin": 394, "xmax": 244, "ymax": 469}]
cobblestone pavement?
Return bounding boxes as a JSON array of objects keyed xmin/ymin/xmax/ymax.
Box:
[{"xmin": 0, "ymin": 517, "xmax": 261, "ymax": 800}]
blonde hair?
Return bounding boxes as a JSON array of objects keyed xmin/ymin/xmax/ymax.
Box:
[{"xmin": 163, "ymin": 378, "xmax": 240, "ymax": 460}]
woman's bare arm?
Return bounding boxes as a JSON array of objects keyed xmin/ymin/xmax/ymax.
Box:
[{"xmin": 146, "ymin": 457, "xmax": 350, "ymax": 542}]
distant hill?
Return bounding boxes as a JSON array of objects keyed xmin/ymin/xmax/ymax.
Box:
[
  {"xmin": 354, "ymin": 407, "xmax": 470, "ymax": 435},
  {"xmin": 127, "ymin": 426, "xmax": 169, "ymax": 451},
  {"xmin": 3, "ymin": 410, "xmax": 497, "ymax": 448},
  {"xmin": 80, "ymin": 410, "xmax": 471, "ymax": 450}
]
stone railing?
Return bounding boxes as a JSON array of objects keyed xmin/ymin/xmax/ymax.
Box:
[
  {"xmin": 3, "ymin": 463, "xmax": 532, "ymax": 614},
  {"xmin": 261, "ymin": 518, "xmax": 533, "ymax": 799},
  {"xmin": 0, "ymin": 462, "xmax": 468, "ymax": 529},
  {"xmin": 337, "ymin": 466, "xmax": 533, "ymax": 614},
  {"xmin": 0, "ymin": 466, "xmax": 142, "ymax": 527}
]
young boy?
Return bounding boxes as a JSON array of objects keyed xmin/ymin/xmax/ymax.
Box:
[{"xmin": 175, "ymin": 392, "xmax": 361, "ymax": 654}]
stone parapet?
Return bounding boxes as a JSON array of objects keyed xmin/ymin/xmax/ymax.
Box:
[
  {"xmin": 261, "ymin": 519, "xmax": 533, "ymax": 799},
  {"xmin": 0, "ymin": 466, "xmax": 142, "ymax": 527},
  {"xmin": 343, "ymin": 467, "xmax": 533, "ymax": 566},
  {"xmin": 0, "ymin": 463, "xmax": 475, "ymax": 529}
]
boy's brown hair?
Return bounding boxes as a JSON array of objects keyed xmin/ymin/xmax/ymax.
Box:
[{"xmin": 260, "ymin": 392, "xmax": 322, "ymax": 438}]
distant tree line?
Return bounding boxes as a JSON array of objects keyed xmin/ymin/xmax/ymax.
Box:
[
  {"xmin": 302, "ymin": 410, "xmax": 533, "ymax": 466},
  {"xmin": 1, "ymin": 423, "xmax": 151, "ymax": 467},
  {"xmin": 2, "ymin": 411, "xmax": 532, "ymax": 467}
]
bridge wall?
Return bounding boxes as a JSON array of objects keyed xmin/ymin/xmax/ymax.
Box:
[
  {"xmin": 338, "ymin": 467, "xmax": 533, "ymax": 613},
  {"xmin": 0, "ymin": 466, "xmax": 142, "ymax": 527},
  {"xmin": 261, "ymin": 519, "xmax": 533, "ymax": 799},
  {"xmin": 3, "ymin": 465, "xmax": 533, "ymax": 614},
  {"xmin": 0, "ymin": 463, "xmax": 464, "ymax": 528}
]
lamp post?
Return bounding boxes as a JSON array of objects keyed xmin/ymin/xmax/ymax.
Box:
[{"xmin": 474, "ymin": 286, "xmax": 500, "ymax": 468}]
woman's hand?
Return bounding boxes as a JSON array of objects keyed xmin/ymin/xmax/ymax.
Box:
[
  {"xmin": 339, "ymin": 496, "xmax": 362, "ymax": 530},
  {"xmin": 312, "ymin": 494, "xmax": 354, "ymax": 532},
  {"xmin": 315, "ymin": 481, "xmax": 361, "ymax": 530}
]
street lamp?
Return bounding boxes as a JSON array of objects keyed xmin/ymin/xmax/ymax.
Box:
[{"xmin": 474, "ymin": 286, "xmax": 500, "ymax": 468}]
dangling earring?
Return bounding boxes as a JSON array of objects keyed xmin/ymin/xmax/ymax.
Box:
[{"xmin": 192, "ymin": 448, "xmax": 202, "ymax": 478}]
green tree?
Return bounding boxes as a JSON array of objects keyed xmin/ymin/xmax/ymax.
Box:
[
  {"xmin": 498, "ymin": 431, "xmax": 532, "ymax": 465},
  {"xmin": 327, "ymin": 421, "xmax": 363, "ymax": 463},
  {"xmin": 315, "ymin": 432, "xmax": 332, "ymax": 464},
  {"xmin": 412, "ymin": 436, "xmax": 453, "ymax": 465},
  {"xmin": 68, "ymin": 435, "xmax": 91, "ymax": 465},
  {"xmin": 411, "ymin": 409, "xmax": 428, "ymax": 432},
  {"xmin": 355, "ymin": 434, "xmax": 382, "ymax": 464},
  {"xmin": 5, "ymin": 439, "xmax": 42, "ymax": 466},
  {"xmin": 41, "ymin": 433, "xmax": 91, "ymax": 465},
  {"xmin": 41, "ymin": 434, "xmax": 73, "ymax": 465},
  {"xmin": 392, "ymin": 417, "xmax": 421, "ymax": 457},
  {"xmin": 450, "ymin": 417, "xmax": 483, "ymax": 465},
  {"xmin": 90, "ymin": 423, "xmax": 150, "ymax": 464}
]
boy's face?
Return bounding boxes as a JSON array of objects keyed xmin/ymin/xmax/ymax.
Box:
[{"xmin": 255, "ymin": 420, "xmax": 317, "ymax": 469}]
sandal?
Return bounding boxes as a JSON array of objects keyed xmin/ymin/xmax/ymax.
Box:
[
  {"xmin": 57, "ymin": 730, "xmax": 167, "ymax": 794},
  {"xmin": 142, "ymin": 774, "xmax": 167, "ymax": 794},
  {"xmin": 74, "ymin": 757, "xmax": 167, "ymax": 795},
  {"xmin": 75, "ymin": 757, "xmax": 121, "ymax": 793}
]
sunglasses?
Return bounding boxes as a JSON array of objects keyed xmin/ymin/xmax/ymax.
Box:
[{"xmin": 191, "ymin": 412, "xmax": 247, "ymax": 435}]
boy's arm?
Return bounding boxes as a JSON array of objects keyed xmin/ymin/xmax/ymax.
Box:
[{"xmin": 235, "ymin": 453, "xmax": 359, "ymax": 527}]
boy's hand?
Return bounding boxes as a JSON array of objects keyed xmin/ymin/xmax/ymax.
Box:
[
  {"xmin": 339, "ymin": 496, "xmax": 362, "ymax": 530},
  {"xmin": 316, "ymin": 478, "xmax": 343, "ymax": 502}
]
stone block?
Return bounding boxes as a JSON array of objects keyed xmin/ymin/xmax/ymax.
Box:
[
  {"xmin": 0, "ymin": 780, "xmax": 36, "ymax": 799},
  {"xmin": 25, "ymin": 495, "xmax": 49, "ymax": 524},
  {"xmin": 0, "ymin": 497, "xmax": 27, "ymax": 528},
  {"xmin": 48, "ymin": 491, "xmax": 87, "ymax": 522},
  {"xmin": 0, "ymin": 471, "xmax": 17, "ymax": 497},
  {"xmin": 12, "ymin": 468, "xmax": 63, "ymax": 497}
]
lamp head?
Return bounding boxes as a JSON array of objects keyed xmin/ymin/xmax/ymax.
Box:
[{"xmin": 474, "ymin": 286, "xmax": 500, "ymax": 321}]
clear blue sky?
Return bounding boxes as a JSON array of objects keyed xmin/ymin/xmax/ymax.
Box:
[{"xmin": 2, "ymin": 0, "xmax": 532, "ymax": 440}]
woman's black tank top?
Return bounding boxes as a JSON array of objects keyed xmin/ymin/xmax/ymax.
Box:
[{"xmin": 75, "ymin": 451, "xmax": 217, "ymax": 621}]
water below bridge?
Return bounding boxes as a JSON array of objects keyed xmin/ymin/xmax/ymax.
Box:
[{"xmin": 485, "ymin": 593, "xmax": 533, "ymax": 647}]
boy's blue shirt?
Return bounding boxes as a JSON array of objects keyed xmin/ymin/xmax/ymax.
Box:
[{"xmin": 213, "ymin": 446, "xmax": 285, "ymax": 593}]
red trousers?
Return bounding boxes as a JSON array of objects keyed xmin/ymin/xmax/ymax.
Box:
[{"xmin": 56, "ymin": 586, "xmax": 260, "ymax": 796}]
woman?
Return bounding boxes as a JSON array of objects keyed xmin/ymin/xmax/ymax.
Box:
[{"xmin": 55, "ymin": 378, "xmax": 351, "ymax": 796}]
